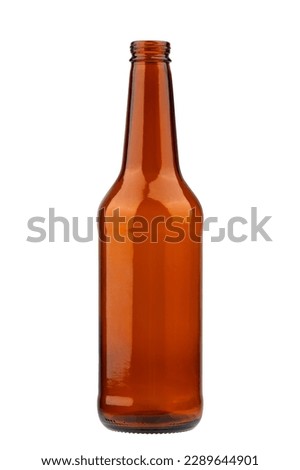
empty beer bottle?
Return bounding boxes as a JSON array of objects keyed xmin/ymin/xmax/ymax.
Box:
[{"xmin": 98, "ymin": 40, "xmax": 203, "ymax": 433}]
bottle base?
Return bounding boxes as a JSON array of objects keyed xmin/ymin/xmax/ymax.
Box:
[{"xmin": 99, "ymin": 411, "xmax": 201, "ymax": 434}]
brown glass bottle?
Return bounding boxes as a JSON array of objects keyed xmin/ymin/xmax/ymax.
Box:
[{"xmin": 98, "ymin": 41, "xmax": 203, "ymax": 433}]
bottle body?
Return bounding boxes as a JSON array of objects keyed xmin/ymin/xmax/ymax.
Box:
[{"xmin": 98, "ymin": 41, "xmax": 203, "ymax": 433}]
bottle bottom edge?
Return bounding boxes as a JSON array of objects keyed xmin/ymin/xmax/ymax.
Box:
[{"xmin": 99, "ymin": 412, "xmax": 201, "ymax": 434}]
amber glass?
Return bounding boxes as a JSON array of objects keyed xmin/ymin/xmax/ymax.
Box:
[{"xmin": 98, "ymin": 41, "xmax": 203, "ymax": 433}]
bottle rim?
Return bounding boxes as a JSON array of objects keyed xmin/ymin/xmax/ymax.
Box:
[{"xmin": 130, "ymin": 40, "xmax": 171, "ymax": 62}]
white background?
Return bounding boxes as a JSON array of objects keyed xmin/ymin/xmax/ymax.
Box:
[{"xmin": 0, "ymin": 1, "xmax": 299, "ymax": 469}]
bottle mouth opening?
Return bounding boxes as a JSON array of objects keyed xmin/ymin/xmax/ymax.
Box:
[{"xmin": 130, "ymin": 40, "xmax": 171, "ymax": 62}]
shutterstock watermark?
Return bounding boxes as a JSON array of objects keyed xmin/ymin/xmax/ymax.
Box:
[{"xmin": 26, "ymin": 207, "xmax": 272, "ymax": 243}]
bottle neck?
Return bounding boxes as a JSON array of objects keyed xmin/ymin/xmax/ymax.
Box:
[{"xmin": 122, "ymin": 42, "xmax": 180, "ymax": 181}]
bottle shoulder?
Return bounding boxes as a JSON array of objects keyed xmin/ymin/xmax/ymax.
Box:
[
  {"xmin": 178, "ymin": 178, "xmax": 203, "ymax": 216},
  {"xmin": 98, "ymin": 172, "xmax": 202, "ymax": 218}
]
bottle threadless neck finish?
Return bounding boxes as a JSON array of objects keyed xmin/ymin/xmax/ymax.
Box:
[{"xmin": 130, "ymin": 40, "xmax": 171, "ymax": 62}]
